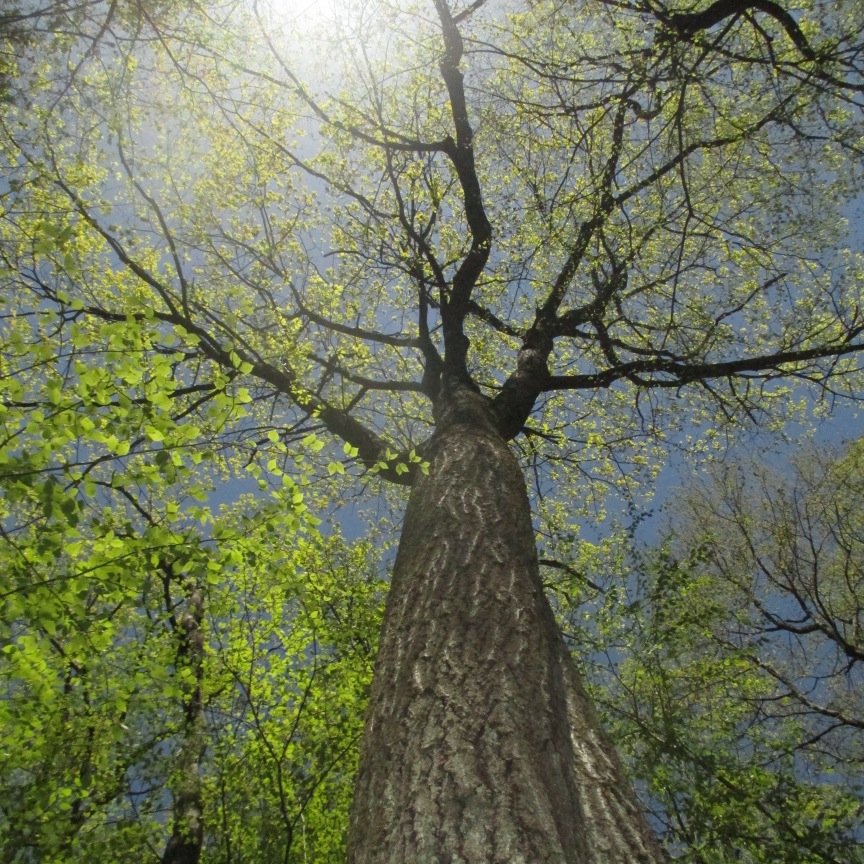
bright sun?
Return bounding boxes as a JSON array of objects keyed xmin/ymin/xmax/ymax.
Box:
[{"xmin": 252, "ymin": 0, "xmax": 348, "ymax": 30}]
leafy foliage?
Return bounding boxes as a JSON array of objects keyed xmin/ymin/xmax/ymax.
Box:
[
  {"xmin": 584, "ymin": 442, "xmax": 864, "ymax": 862},
  {"xmin": 0, "ymin": 158, "xmax": 383, "ymax": 859},
  {"xmin": 1, "ymin": 464, "xmax": 382, "ymax": 862}
]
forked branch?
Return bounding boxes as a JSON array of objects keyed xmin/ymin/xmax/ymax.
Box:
[{"xmin": 664, "ymin": 0, "xmax": 815, "ymax": 60}]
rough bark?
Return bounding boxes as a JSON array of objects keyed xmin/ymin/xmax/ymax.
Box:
[{"xmin": 348, "ymin": 388, "xmax": 666, "ymax": 863}]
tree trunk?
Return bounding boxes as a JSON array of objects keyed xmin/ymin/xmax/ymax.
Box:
[
  {"xmin": 348, "ymin": 388, "xmax": 666, "ymax": 863},
  {"xmin": 162, "ymin": 578, "xmax": 206, "ymax": 864}
]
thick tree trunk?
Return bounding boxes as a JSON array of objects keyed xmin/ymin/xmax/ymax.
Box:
[{"xmin": 348, "ymin": 389, "xmax": 666, "ymax": 863}]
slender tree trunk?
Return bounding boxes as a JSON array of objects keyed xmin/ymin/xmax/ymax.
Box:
[
  {"xmin": 349, "ymin": 388, "xmax": 666, "ymax": 863},
  {"xmin": 162, "ymin": 578, "xmax": 206, "ymax": 864}
]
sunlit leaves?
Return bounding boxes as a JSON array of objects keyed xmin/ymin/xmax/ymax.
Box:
[
  {"xmin": 0, "ymin": 206, "xmax": 379, "ymax": 863},
  {"xmin": 1, "ymin": 431, "xmax": 382, "ymax": 862}
]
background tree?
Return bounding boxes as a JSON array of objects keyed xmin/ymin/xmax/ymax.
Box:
[
  {"xmin": 2, "ymin": 0, "xmax": 864, "ymax": 861},
  {"xmin": 0, "ymin": 268, "xmax": 383, "ymax": 862},
  {"xmin": 588, "ymin": 440, "xmax": 863, "ymax": 863}
]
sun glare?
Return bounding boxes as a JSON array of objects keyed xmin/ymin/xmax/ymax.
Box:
[{"xmin": 254, "ymin": 0, "xmax": 347, "ymax": 31}]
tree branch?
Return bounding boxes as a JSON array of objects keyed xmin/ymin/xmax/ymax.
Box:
[
  {"xmin": 666, "ymin": 0, "xmax": 815, "ymax": 60},
  {"xmin": 545, "ymin": 338, "xmax": 864, "ymax": 391},
  {"xmin": 291, "ymin": 286, "xmax": 418, "ymax": 348},
  {"xmin": 434, "ymin": 0, "xmax": 493, "ymax": 382}
]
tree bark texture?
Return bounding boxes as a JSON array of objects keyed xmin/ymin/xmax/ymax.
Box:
[{"xmin": 348, "ymin": 389, "xmax": 666, "ymax": 863}]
